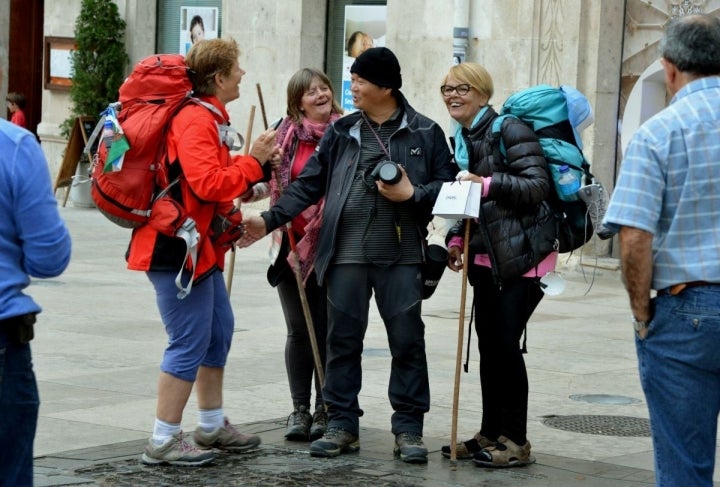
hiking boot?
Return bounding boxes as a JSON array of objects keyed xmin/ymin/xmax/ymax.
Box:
[
  {"xmin": 309, "ymin": 409, "xmax": 328, "ymax": 441},
  {"xmin": 309, "ymin": 427, "xmax": 360, "ymax": 457},
  {"xmin": 141, "ymin": 432, "xmax": 215, "ymax": 466},
  {"xmin": 394, "ymin": 432, "xmax": 428, "ymax": 464},
  {"xmin": 441, "ymin": 431, "xmax": 495, "ymax": 459},
  {"xmin": 285, "ymin": 405, "xmax": 312, "ymax": 441},
  {"xmin": 473, "ymin": 435, "xmax": 535, "ymax": 468},
  {"xmin": 578, "ymin": 182, "xmax": 615, "ymax": 239},
  {"xmin": 193, "ymin": 417, "xmax": 261, "ymax": 452}
]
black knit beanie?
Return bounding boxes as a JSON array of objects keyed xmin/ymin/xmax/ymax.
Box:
[{"xmin": 350, "ymin": 47, "xmax": 402, "ymax": 90}]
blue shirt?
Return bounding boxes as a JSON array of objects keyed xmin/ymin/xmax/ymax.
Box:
[
  {"xmin": 604, "ymin": 76, "xmax": 720, "ymax": 290},
  {"xmin": 0, "ymin": 119, "xmax": 72, "ymax": 320}
]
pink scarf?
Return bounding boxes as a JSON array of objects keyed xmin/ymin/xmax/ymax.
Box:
[
  {"xmin": 271, "ymin": 113, "xmax": 340, "ymax": 282},
  {"xmin": 270, "ymin": 115, "xmax": 339, "ymax": 204}
]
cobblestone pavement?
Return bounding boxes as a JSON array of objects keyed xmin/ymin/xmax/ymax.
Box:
[
  {"xmin": 35, "ymin": 419, "xmax": 658, "ymax": 486},
  {"xmin": 63, "ymin": 448, "xmax": 411, "ymax": 487}
]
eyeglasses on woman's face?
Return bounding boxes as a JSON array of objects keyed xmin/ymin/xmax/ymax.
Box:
[{"xmin": 440, "ymin": 84, "xmax": 472, "ymax": 97}]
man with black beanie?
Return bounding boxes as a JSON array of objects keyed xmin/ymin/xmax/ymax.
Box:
[{"xmin": 244, "ymin": 47, "xmax": 455, "ymax": 463}]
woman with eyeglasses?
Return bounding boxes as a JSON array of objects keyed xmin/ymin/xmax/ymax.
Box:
[{"xmin": 439, "ymin": 62, "xmax": 558, "ymax": 468}]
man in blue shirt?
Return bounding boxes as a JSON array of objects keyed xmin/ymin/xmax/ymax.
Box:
[
  {"xmin": 604, "ymin": 14, "xmax": 720, "ymax": 487},
  {"xmin": 0, "ymin": 116, "xmax": 72, "ymax": 486}
]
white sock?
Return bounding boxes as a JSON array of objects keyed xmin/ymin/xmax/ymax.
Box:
[
  {"xmin": 198, "ymin": 408, "xmax": 224, "ymax": 432},
  {"xmin": 152, "ymin": 418, "xmax": 181, "ymax": 445}
]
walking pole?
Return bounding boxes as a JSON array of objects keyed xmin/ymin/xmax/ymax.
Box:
[
  {"xmin": 226, "ymin": 105, "xmax": 256, "ymax": 295},
  {"xmin": 449, "ymin": 218, "xmax": 472, "ymax": 465},
  {"xmin": 256, "ymin": 83, "xmax": 269, "ymax": 130},
  {"xmin": 281, "ymin": 200, "xmax": 325, "ymax": 386},
  {"xmin": 257, "ymin": 83, "xmax": 325, "ymax": 386}
]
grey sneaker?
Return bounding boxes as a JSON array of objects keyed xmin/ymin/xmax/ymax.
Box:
[
  {"xmin": 309, "ymin": 427, "xmax": 360, "ymax": 457},
  {"xmin": 309, "ymin": 409, "xmax": 328, "ymax": 441},
  {"xmin": 577, "ymin": 183, "xmax": 615, "ymax": 240},
  {"xmin": 193, "ymin": 417, "xmax": 261, "ymax": 452},
  {"xmin": 141, "ymin": 432, "xmax": 215, "ymax": 466},
  {"xmin": 394, "ymin": 432, "xmax": 428, "ymax": 464},
  {"xmin": 285, "ymin": 405, "xmax": 312, "ymax": 441}
]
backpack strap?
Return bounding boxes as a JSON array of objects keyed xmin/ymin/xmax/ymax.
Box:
[
  {"xmin": 174, "ymin": 217, "xmax": 200, "ymax": 299},
  {"xmin": 192, "ymin": 99, "xmax": 243, "ymax": 151},
  {"xmin": 150, "ymin": 179, "xmax": 200, "ymax": 299},
  {"xmin": 490, "ymin": 114, "xmax": 514, "ymax": 162}
]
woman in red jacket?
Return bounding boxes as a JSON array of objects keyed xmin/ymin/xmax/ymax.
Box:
[{"xmin": 129, "ymin": 38, "xmax": 279, "ymax": 467}]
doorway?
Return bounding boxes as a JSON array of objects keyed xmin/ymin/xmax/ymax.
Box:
[{"xmin": 8, "ymin": 0, "xmax": 44, "ymax": 135}]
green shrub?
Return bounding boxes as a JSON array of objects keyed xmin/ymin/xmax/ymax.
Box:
[{"xmin": 61, "ymin": 0, "xmax": 129, "ymax": 138}]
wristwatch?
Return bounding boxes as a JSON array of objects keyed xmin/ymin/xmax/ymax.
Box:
[{"xmin": 632, "ymin": 316, "xmax": 650, "ymax": 332}]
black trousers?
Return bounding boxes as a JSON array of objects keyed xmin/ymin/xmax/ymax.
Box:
[
  {"xmin": 276, "ymin": 266, "xmax": 327, "ymax": 410},
  {"xmin": 471, "ymin": 266, "xmax": 544, "ymax": 445},
  {"xmin": 323, "ymin": 263, "xmax": 429, "ymax": 436}
]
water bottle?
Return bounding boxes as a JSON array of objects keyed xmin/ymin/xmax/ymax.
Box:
[
  {"xmin": 557, "ymin": 165, "xmax": 580, "ymax": 201},
  {"xmin": 102, "ymin": 120, "xmax": 114, "ymax": 149}
]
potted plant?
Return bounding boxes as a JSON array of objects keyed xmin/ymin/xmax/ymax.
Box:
[{"xmin": 61, "ymin": 0, "xmax": 129, "ymax": 205}]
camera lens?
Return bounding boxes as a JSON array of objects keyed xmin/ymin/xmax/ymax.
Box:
[{"xmin": 374, "ymin": 160, "xmax": 401, "ymax": 185}]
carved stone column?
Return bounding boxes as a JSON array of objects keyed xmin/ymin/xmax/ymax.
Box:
[{"xmin": 531, "ymin": 0, "xmax": 625, "ymax": 257}]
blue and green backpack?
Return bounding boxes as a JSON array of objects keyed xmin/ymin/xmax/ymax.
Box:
[{"xmin": 491, "ymin": 84, "xmax": 595, "ymax": 253}]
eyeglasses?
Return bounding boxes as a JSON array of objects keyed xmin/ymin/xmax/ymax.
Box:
[{"xmin": 440, "ymin": 84, "xmax": 472, "ymax": 97}]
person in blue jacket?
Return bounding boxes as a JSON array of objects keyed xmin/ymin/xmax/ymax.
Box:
[{"xmin": 0, "ymin": 116, "xmax": 72, "ymax": 486}]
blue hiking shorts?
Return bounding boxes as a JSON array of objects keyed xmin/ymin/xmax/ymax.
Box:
[{"xmin": 147, "ymin": 270, "xmax": 234, "ymax": 382}]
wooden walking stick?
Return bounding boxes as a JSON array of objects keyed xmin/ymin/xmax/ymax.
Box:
[
  {"xmin": 256, "ymin": 83, "xmax": 269, "ymax": 130},
  {"xmin": 257, "ymin": 82, "xmax": 325, "ymax": 386},
  {"xmin": 449, "ymin": 218, "xmax": 472, "ymax": 464},
  {"xmin": 226, "ymin": 105, "xmax": 256, "ymax": 295},
  {"xmin": 281, "ymin": 198, "xmax": 326, "ymax": 387}
]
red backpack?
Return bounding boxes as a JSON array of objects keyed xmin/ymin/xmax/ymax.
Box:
[
  {"xmin": 89, "ymin": 53, "xmax": 193, "ymax": 228},
  {"xmin": 87, "ymin": 54, "xmax": 204, "ymax": 298},
  {"xmin": 87, "ymin": 54, "xmax": 245, "ymax": 298}
]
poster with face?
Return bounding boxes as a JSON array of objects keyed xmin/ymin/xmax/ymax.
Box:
[
  {"xmin": 180, "ymin": 6, "xmax": 219, "ymax": 55},
  {"xmin": 341, "ymin": 5, "xmax": 387, "ymax": 113}
]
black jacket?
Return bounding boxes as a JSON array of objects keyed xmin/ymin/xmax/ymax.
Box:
[
  {"xmin": 451, "ymin": 106, "xmax": 557, "ymax": 282},
  {"xmin": 261, "ymin": 93, "xmax": 456, "ymax": 283}
]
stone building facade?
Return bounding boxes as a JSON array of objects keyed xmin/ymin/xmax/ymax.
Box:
[{"xmin": 1, "ymin": 0, "xmax": 718, "ymax": 256}]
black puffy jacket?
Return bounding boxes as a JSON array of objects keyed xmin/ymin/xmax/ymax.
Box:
[{"xmin": 451, "ymin": 106, "xmax": 558, "ymax": 282}]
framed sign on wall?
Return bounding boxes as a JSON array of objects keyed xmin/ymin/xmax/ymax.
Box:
[{"xmin": 44, "ymin": 36, "xmax": 76, "ymax": 91}]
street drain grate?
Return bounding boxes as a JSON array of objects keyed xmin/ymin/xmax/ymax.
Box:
[{"xmin": 542, "ymin": 415, "xmax": 650, "ymax": 437}]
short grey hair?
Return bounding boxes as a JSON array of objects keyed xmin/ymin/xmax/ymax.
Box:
[{"xmin": 659, "ymin": 14, "xmax": 720, "ymax": 76}]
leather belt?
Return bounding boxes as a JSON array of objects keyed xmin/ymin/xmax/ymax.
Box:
[
  {"xmin": 0, "ymin": 313, "xmax": 36, "ymax": 327},
  {"xmin": 0, "ymin": 313, "xmax": 36, "ymax": 343},
  {"xmin": 657, "ymin": 281, "xmax": 720, "ymax": 296}
]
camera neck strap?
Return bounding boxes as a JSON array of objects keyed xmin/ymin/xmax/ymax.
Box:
[
  {"xmin": 359, "ymin": 114, "xmax": 403, "ymax": 267},
  {"xmin": 362, "ymin": 113, "xmax": 392, "ymax": 160}
]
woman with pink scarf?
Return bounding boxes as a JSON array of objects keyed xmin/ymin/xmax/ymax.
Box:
[{"xmin": 244, "ymin": 68, "xmax": 342, "ymax": 441}]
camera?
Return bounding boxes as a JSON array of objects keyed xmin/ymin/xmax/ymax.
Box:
[{"xmin": 370, "ymin": 160, "xmax": 402, "ymax": 185}]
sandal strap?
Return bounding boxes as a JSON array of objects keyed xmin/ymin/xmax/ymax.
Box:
[{"xmin": 473, "ymin": 437, "xmax": 534, "ymax": 467}]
